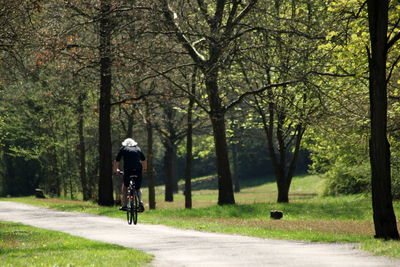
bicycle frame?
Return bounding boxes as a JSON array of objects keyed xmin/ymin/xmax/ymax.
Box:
[{"xmin": 128, "ymin": 179, "xmax": 138, "ymax": 201}]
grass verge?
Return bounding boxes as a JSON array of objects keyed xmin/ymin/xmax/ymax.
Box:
[{"xmin": 0, "ymin": 221, "xmax": 153, "ymax": 267}]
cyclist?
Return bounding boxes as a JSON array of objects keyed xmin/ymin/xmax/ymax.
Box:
[{"xmin": 113, "ymin": 138, "xmax": 146, "ymax": 212}]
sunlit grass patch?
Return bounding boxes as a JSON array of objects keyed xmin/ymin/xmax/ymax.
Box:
[
  {"xmin": 0, "ymin": 221, "xmax": 153, "ymax": 266},
  {"xmin": 362, "ymin": 239, "xmax": 400, "ymax": 258}
]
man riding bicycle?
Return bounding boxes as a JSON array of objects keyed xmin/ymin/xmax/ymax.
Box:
[{"xmin": 113, "ymin": 138, "xmax": 146, "ymax": 212}]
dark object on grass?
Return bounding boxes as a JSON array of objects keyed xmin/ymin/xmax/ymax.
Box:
[
  {"xmin": 270, "ymin": 210, "xmax": 283, "ymax": 219},
  {"xmin": 35, "ymin": 189, "xmax": 46, "ymax": 199}
]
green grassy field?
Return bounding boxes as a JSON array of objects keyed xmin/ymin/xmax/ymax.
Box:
[
  {"xmin": 2, "ymin": 174, "xmax": 400, "ymax": 258},
  {"xmin": 0, "ymin": 221, "xmax": 153, "ymax": 267}
]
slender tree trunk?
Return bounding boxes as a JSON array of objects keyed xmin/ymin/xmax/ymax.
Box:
[
  {"xmin": 231, "ymin": 141, "xmax": 240, "ymax": 193},
  {"xmin": 229, "ymin": 117, "xmax": 241, "ymax": 193},
  {"xmin": 206, "ymin": 69, "xmax": 235, "ymax": 205},
  {"xmin": 146, "ymin": 120, "xmax": 156, "ymax": 210},
  {"xmin": 4, "ymin": 152, "xmax": 15, "ymax": 195},
  {"xmin": 88, "ymin": 158, "xmax": 99, "ymax": 199},
  {"xmin": 367, "ymin": 0, "xmax": 399, "ymax": 239},
  {"xmin": 164, "ymin": 143, "xmax": 175, "ymax": 202},
  {"xmin": 98, "ymin": 0, "xmax": 114, "ymax": 206},
  {"xmin": 48, "ymin": 150, "xmax": 61, "ymax": 197},
  {"xmin": 64, "ymin": 122, "xmax": 74, "ymax": 199},
  {"xmin": 77, "ymin": 93, "xmax": 89, "ymax": 200},
  {"xmin": 184, "ymin": 68, "xmax": 196, "ymax": 209},
  {"xmin": 184, "ymin": 120, "xmax": 193, "ymax": 208},
  {"xmin": 172, "ymin": 145, "xmax": 178, "ymax": 193}
]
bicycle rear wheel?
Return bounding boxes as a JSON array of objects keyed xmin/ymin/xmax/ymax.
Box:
[
  {"xmin": 127, "ymin": 198, "xmax": 133, "ymax": 225},
  {"xmin": 132, "ymin": 195, "xmax": 138, "ymax": 225}
]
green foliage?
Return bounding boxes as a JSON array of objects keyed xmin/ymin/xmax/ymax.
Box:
[
  {"xmin": 305, "ymin": 0, "xmax": 400, "ymax": 200},
  {"xmin": 324, "ymin": 162, "xmax": 370, "ymax": 196},
  {"xmin": 0, "ymin": 0, "xmax": 398, "ymax": 207},
  {"xmin": 390, "ymin": 148, "xmax": 400, "ymax": 200}
]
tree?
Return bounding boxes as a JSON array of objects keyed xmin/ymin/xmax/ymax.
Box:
[
  {"xmin": 366, "ymin": 0, "xmax": 400, "ymax": 239},
  {"xmin": 236, "ymin": 0, "xmax": 326, "ymax": 202},
  {"xmin": 97, "ymin": 0, "xmax": 114, "ymax": 205},
  {"xmin": 159, "ymin": 0, "xmax": 258, "ymax": 205},
  {"xmin": 155, "ymin": 90, "xmax": 187, "ymax": 202}
]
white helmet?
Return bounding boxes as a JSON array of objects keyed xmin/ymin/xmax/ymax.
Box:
[{"xmin": 122, "ymin": 138, "xmax": 138, "ymax": 147}]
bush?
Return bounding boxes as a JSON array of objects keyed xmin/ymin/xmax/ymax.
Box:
[{"xmin": 324, "ymin": 162, "xmax": 371, "ymax": 196}]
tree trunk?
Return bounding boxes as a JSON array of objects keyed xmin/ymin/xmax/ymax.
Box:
[
  {"xmin": 231, "ymin": 142, "xmax": 240, "ymax": 193},
  {"xmin": 172, "ymin": 145, "xmax": 178, "ymax": 193},
  {"xmin": 367, "ymin": 0, "xmax": 399, "ymax": 239},
  {"xmin": 163, "ymin": 142, "xmax": 175, "ymax": 202},
  {"xmin": 277, "ymin": 174, "xmax": 290, "ymax": 203},
  {"xmin": 206, "ymin": 70, "xmax": 235, "ymax": 205},
  {"xmin": 64, "ymin": 121, "xmax": 74, "ymax": 199},
  {"xmin": 4, "ymin": 152, "xmax": 15, "ymax": 196},
  {"xmin": 184, "ymin": 68, "xmax": 196, "ymax": 209},
  {"xmin": 146, "ymin": 119, "xmax": 156, "ymax": 210},
  {"xmin": 184, "ymin": 120, "xmax": 193, "ymax": 209},
  {"xmin": 126, "ymin": 111, "xmax": 134, "ymax": 138},
  {"xmin": 77, "ymin": 92, "xmax": 90, "ymax": 200},
  {"xmin": 98, "ymin": 0, "xmax": 114, "ymax": 206},
  {"xmin": 48, "ymin": 150, "xmax": 61, "ymax": 197}
]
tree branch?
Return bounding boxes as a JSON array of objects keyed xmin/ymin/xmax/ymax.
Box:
[
  {"xmin": 213, "ymin": 0, "xmax": 226, "ymax": 31},
  {"xmin": 226, "ymin": 80, "xmax": 300, "ymax": 110},
  {"xmin": 387, "ymin": 54, "xmax": 400, "ymax": 83},
  {"xmin": 141, "ymin": 62, "xmax": 210, "ymax": 113},
  {"xmin": 159, "ymin": 0, "xmax": 206, "ymax": 64},
  {"xmin": 196, "ymin": 0, "xmax": 213, "ymax": 26},
  {"xmin": 231, "ymin": 0, "xmax": 258, "ymax": 26},
  {"xmin": 309, "ymin": 71, "xmax": 355, "ymax": 77},
  {"xmin": 111, "ymin": 92, "xmax": 161, "ymax": 106},
  {"xmin": 387, "ymin": 32, "xmax": 400, "ymax": 51}
]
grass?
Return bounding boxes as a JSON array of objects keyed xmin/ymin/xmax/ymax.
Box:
[
  {"xmin": 0, "ymin": 221, "xmax": 153, "ymax": 267},
  {"xmin": 2, "ymin": 174, "xmax": 400, "ymax": 258}
]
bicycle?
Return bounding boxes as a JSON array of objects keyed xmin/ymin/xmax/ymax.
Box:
[
  {"xmin": 117, "ymin": 171, "xmax": 139, "ymax": 225},
  {"xmin": 126, "ymin": 174, "xmax": 139, "ymax": 225}
]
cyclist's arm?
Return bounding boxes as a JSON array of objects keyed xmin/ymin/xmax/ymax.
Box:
[
  {"xmin": 113, "ymin": 160, "xmax": 121, "ymax": 174},
  {"xmin": 141, "ymin": 160, "xmax": 147, "ymax": 172},
  {"xmin": 114, "ymin": 148, "xmax": 123, "ymax": 174}
]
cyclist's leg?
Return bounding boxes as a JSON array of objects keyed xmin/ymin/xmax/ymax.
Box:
[
  {"xmin": 134, "ymin": 171, "xmax": 144, "ymax": 212},
  {"xmin": 135, "ymin": 172, "xmax": 143, "ymax": 201},
  {"xmin": 121, "ymin": 184, "xmax": 127, "ymax": 206},
  {"xmin": 120, "ymin": 173, "xmax": 130, "ymax": 209}
]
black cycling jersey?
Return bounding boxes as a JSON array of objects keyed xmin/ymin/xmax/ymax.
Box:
[{"xmin": 115, "ymin": 145, "xmax": 146, "ymax": 173}]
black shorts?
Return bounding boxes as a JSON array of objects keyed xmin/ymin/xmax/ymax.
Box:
[{"xmin": 123, "ymin": 170, "xmax": 142, "ymax": 189}]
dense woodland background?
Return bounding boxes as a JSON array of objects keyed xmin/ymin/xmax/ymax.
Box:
[{"xmin": 0, "ymin": 0, "xmax": 400, "ymax": 230}]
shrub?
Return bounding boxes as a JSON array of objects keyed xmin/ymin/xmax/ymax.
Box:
[{"xmin": 324, "ymin": 162, "xmax": 371, "ymax": 196}]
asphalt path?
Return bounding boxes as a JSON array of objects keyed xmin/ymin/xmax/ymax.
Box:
[{"xmin": 1, "ymin": 201, "xmax": 400, "ymax": 267}]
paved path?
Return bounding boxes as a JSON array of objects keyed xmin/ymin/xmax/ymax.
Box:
[{"xmin": 1, "ymin": 201, "xmax": 400, "ymax": 267}]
